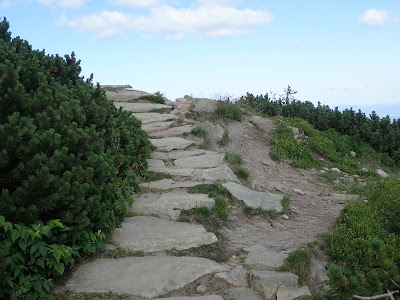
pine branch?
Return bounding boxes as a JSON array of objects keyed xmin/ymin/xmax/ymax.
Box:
[{"xmin": 353, "ymin": 290, "xmax": 399, "ymax": 300}]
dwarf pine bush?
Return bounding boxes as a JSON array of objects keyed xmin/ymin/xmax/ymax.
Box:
[{"xmin": 0, "ymin": 18, "xmax": 151, "ymax": 298}]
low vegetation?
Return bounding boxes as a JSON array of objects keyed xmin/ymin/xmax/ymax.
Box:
[
  {"xmin": 191, "ymin": 126, "xmax": 211, "ymax": 150},
  {"xmin": 234, "ymin": 167, "xmax": 250, "ymax": 180},
  {"xmin": 225, "ymin": 152, "xmax": 242, "ymax": 165},
  {"xmin": 280, "ymin": 249, "xmax": 311, "ymax": 285},
  {"xmin": 136, "ymin": 94, "xmax": 165, "ymax": 104},
  {"xmin": 215, "ymin": 101, "xmax": 243, "ymax": 121}
]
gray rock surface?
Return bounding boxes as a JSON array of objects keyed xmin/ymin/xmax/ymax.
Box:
[
  {"xmin": 193, "ymin": 164, "xmax": 240, "ymax": 182},
  {"xmin": 150, "ymin": 126, "xmax": 195, "ymax": 138},
  {"xmin": 150, "ymin": 137, "xmax": 195, "ymax": 152},
  {"xmin": 174, "ymin": 153, "xmax": 225, "ymax": 169},
  {"xmin": 191, "ymin": 98, "xmax": 219, "ymax": 113},
  {"xmin": 196, "ymin": 284, "xmax": 208, "ymax": 294},
  {"xmin": 230, "ymin": 288, "xmax": 262, "ymax": 300},
  {"xmin": 104, "ymin": 88, "xmax": 152, "ymax": 102},
  {"xmin": 201, "ymin": 121, "xmax": 226, "ymax": 143},
  {"xmin": 310, "ymin": 258, "xmax": 329, "ymax": 284},
  {"xmin": 142, "ymin": 121, "xmax": 175, "ymax": 133},
  {"xmin": 131, "ymin": 192, "xmax": 215, "ymax": 220},
  {"xmin": 215, "ymin": 266, "xmax": 248, "ymax": 287},
  {"xmin": 376, "ymin": 169, "xmax": 389, "ymax": 178},
  {"xmin": 139, "ymin": 179, "xmax": 205, "ymax": 191},
  {"xmin": 58, "ymin": 256, "xmax": 226, "ymax": 298},
  {"xmin": 223, "ymin": 182, "xmax": 283, "ymax": 212},
  {"xmin": 276, "ymin": 286, "xmax": 311, "ymax": 300},
  {"xmin": 244, "ymin": 250, "xmax": 288, "ymax": 270},
  {"xmin": 146, "ymin": 159, "xmax": 165, "ymax": 168},
  {"xmin": 112, "ymin": 216, "xmax": 218, "ymax": 252},
  {"xmin": 133, "ymin": 113, "xmax": 179, "ymax": 124},
  {"xmin": 153, "ymin": 149, "xmax": 217, "ymax": 160},
  {"xmin": 156, "ymin": 297, "xmax": 223, "ymax": 300},
  {"xmin": 250, "ymin": 271, "xmax": 299, "ymax": 299},
  {"xmin": 115, "ymin": 102, "xmax": 170, "ymax": 113}
]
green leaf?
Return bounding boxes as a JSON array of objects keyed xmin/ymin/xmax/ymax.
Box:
[
  {"xmin": 13, "ymin": 252, "xmax": 25, "ymax": 263},
  {"xmin": 18, "ymin": 239, "xmax": 27, "ymax": 252},
  {"xmin": 41, "ymin": 225, "xmax": 51, "ymax": 237},
  {"xmin": 11, "ymin": 230, "xmax": 20, "ymax": 243},
  {"xmin": 54, "ymin": 262, "xmax": 65, "ymax": 274},
  {"xmin": 53, "ymin": 250, "xmax": 62, "ymax": 263},
  {"xmin": 30, "ymin": 243, "xmax": 38, "ymax": 255},
  {"xmin": 48, "ymin": 219, "xmax": 63, "ymax": 228},
  {"xmin": 38, "ymin": 245, "xmax": 48, "ymax": 257}
]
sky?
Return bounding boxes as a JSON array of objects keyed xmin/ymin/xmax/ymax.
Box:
[{"xmin": 1, "ymin": 0, "xmax": 400, "ymax": 117}]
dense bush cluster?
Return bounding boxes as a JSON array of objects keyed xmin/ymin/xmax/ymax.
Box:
[
  {"xmin": 325, "ymin": 180, "xmax": 400, "ymax": 298},
  {"xmin": 0, "ymin": 19, "xmax": 151, "ymax": 298},
  {"xmin": 245, "ymin": 93, "xmax": 400, "ymax": 165}
]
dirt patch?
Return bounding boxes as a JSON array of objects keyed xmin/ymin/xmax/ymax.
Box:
[{"xmin": 213, "ymin": 115, "xmax": 347, "ymax": 253}]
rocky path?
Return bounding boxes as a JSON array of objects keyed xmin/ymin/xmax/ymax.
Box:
[{"xmin": 56, "ymin": 88, "xmax": 332, "ymax": 299}]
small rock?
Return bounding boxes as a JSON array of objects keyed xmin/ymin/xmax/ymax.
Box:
[
  {"xmin": 276, "ymin": 286, "xmax": 312, "ymax": 300},
  {"xmin": 331, "ymin": 168, "xmax": 342, "ymax": 173},
  {"xmin": 293, "ymin": 189, "xmax": 306, "ymax": 195},
  {"xmin": 282, "ymin": 214, "xmax": 289, "ymax": 220},
  {"xmin": 319, "ymin": 170, "xmax": 327, "ymax": 174},
  {"xmin": 310, "ymin": 258, "xmax": 329, "ymax": 284},
  {"xmin": 250, "ymin": 271, "xmax": 299, "ymax": 299},
  {"xmin": 350, "ymin": 151, "xmax": 356, "ymax": 157},
  {"xmin": 231, "ymin": 287, "xmax": 262, "ymax": 300},
  {"xmin": 352, "ymin": 175, "xmax": 360, "ymax": 178},
  {"xmin": 359, "ymin": 181, "xmax": 367, "ymax": 187},
  {"xmin": 105, "ymin": 244, "xmax": 117, "ymax": 251},
  {"xmin": 376, "ymin": 169, "xmax": 388, "ymax": 178},
  {"xmin": 197, "ymin": 284, "xmax": 208, "ymax": 294},
  {"xmin": 215, "ymin": 266, "xmax": 248, "ymax": 287},
  {"xmin": 245, "ymin": 250, "xmax": 288, "ymax": 271},
  {"xmin": 361, "ymin": 168, "xmax": 369, "ymax": 173},
  {"xmin": 322, "ymin": 167, "xmax": 329, "ymax": 171}
]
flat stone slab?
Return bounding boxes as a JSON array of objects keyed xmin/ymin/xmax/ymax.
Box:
[
  {"xmin": 133, "ymin": 113, "xmax": 179, "ymax": 124},
  {"xmin": 139, "ymin": 179, "xmax": 205, "ymax": 191},
  {"xmin": 276, "ymin": 286, "xmax": 311, "ymax": 300},
  {"xmin": 215, "ymin": 266, "xmax": 248, "ymax": 287},
  {"xmin": 105, "ymin": 88, "xmax": 152, "ymax": 102},
  {"xmin": 250, "ymin": 271, "xmax": 299, "ymax": 300},
  {"xmin": 230, "ymin": 288, "xmax": 262, "ymax": 300},
  {"xmin": 58, "ymin": 256, "xmax": 226, "ymax": 298},
  {"xmin": 244, "ymin": 250, "xmax": 288, "ymax": 270},
  {"xmin": 146, "ymin": 159, "xmax": 166, "ymax": 168},
  {"xmin": 153, "ymin": 149, "xmax": 218, "ymax": 160},
  {"xmin": 150, "ymin": 126, "xmax": 195, "ymax": 138},
  {"xmin": 115, "ymin": 102, "xmax": 170, "ymax": 113},
  {"xmin": 150, "ymin": 137, "xmax": 195, "ymax": 152},
  {"xmin": 112, "ymin": 216, "xmax": 217, "ymax": 252},
  {"xmin": 156, "ymin": 296, "xmax": 224, "ymax": 300},
  {"xmin": 222, "ymin": 182, "xmax": 283, "ymax": 212},
  {"xmin": 142, "ymin": 121, "xmax": 175, "ymax": 133},
  {"xmin": 174, "ymin": 153, "xmax": 225, "ymax": 169},
  {"xmin": 131, "ymin": 192, "xmax": 215, "ymax": 220},
  {"xmin": 193, "ymin": 164, "xmax": 240, "ymax": 182}
]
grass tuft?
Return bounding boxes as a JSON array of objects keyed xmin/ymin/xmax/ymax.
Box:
[
  {"xmin": 225, "ymin": 152, "xmax": 242, "ymax": 165},
  {"xmin": 279, "ymin": 249, "xmax": 311, "ymax": 285}
]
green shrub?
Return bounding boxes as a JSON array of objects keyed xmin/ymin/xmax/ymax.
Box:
[
  {"xmin": 191, "ymin": 126, "xmax": 210, "ymax": 149},
  {"xmin": 234, "ymin": 167, "xmax": 250, "ymax": 180},
  {"xmin": 225, "ymin": 152, "xmax": 242, "ymax": 165},
  {"xmin": 324, "ymin": 181, "xmax": 400, "ymax": 297},
  {"xmin": 280, "ymin": 249, "xmax": 311, "ymax": 285},
  {"xmin": 215, "ymin": 101, "xmax": 242, "ymax": 121},
  {"xmin": 136, "ymin": 94, "xmax": 165, "ymax": 104},
  {"xmin": 0, "ymin": 19, "xmax": 151, "ymax": 298}
]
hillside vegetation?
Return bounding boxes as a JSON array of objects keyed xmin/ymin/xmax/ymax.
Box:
[{"xmin": 0, "ymin": 19, "xmax": 150, "ymax": 299}]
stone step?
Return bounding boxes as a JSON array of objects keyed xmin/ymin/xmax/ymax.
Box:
[
  {"xmin": 112, "ymin": 216, "xmax": 217, "ymax": 252},
  {"xmin": 105, "ymin": 88, "xmax": 153, "ymax": 102},
  {"xmin": 222, "ymin": 182, "xmax": 284, "ymax": 212},
  {"xmin": 57, "ymin": 256, "xmax": 226, "ymax": 298},
  {"xmin": 276, "ymin": 286, "xmax": 311, "ymax": 300},
  {"xmin": 174, "ymin": 153, "xmax": 225, "ymax": 169},
  {"xmin": 150, "ymin": 137, "xmax": 195, "ymax": 152},
  {"xmin": 244, "ymin": 250, "xmax": 288, "ymax": 271},
  {"xmin": 142, "ymin": 121, "xmax": 176, "ymax": 133},
  {"xmin": 133, "ymin": 112, "xmax": 179, "ymax": 124},
  {"xmin": 115, "ymin": 102, "xmax": 171, "ymax": 113},
  {"xmin": 139, "ymin": 179, "xmax": 206, "ymax": 192},
  {"xmin": 156, "ymin": 297, "xmax": 224, "ymax": 300},
  {"xmin": 153, "ymin": 149, "xmax": 218, "ymax": 160},
  {"xmin": 150, "ymin": 125, "xmax": 195, "ymax": 138},
  {"xmin": 131, "ymin": 192, "xmax": 215, "ymax": 220},
  {"xmin": 148, "ymin": 164, "xmax": 240, "ymax": 183},
  {"xmin": 250, "ymin": 271, "xmax": 299, "ymax": 300}
]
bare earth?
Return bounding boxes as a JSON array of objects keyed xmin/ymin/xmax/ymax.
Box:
[{"xmin": 218, "ymin": 115, "xmax": 345, "ymax": 253}]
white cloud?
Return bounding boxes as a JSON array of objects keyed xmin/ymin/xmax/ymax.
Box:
[
  {"xmin": 111, "ymin": 0, "xmax": 159, "ymax": 9},
  {"xmin": 360, "ymin": 9, "xmax": 389, "ymax": 26},
  {"xmin": 62, "ymin": 4, "xmax": 273, "ymax": 39},
  {"xmin": 39, "ymin": 0, "xmax": 88, "ymax": 8}
]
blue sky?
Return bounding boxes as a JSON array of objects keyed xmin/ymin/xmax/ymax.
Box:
[{"xmin": 1, "ymin": 0, "xmax": 400, "ymax": 116}]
